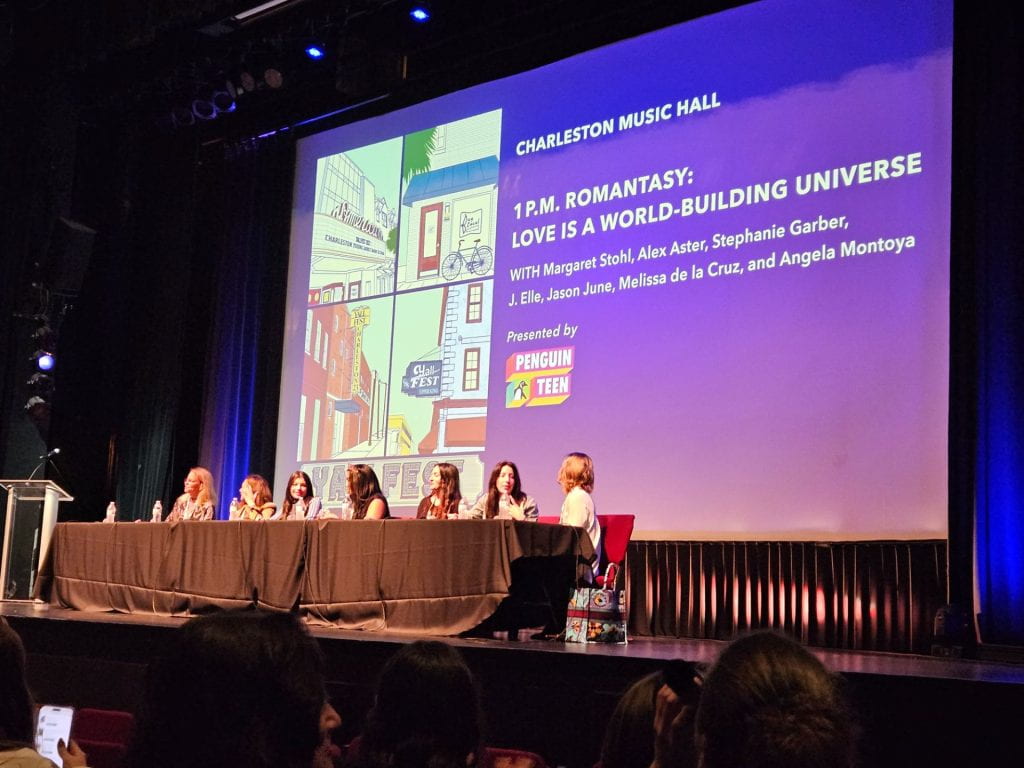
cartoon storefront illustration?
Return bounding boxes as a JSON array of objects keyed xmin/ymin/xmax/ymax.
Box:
[
  {"xmin": 310, "ymin": 141, "xmax": 399, "ymax": 304},
  {"xmin": 398, "ymin": 110, "xmax": 501, "ymax": 290},
  {"xmin": 298, "ymin": 302, "xmax": 392, "ymax": 461}
]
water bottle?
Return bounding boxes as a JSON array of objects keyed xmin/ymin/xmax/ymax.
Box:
[
  {"xmin": 457, "ymin": 498, "xmax": 470, "ymax": 519},
  {"xmin": 295, "ymin": 498, "xmax": 307, "ymax": 520},
  {"xmin": 151, "ymin": 500, "xmax": 163, "ymax": 522},
  {"xmin": 340, "ymin": 498, "xmax": 353, "ymax": 520},
  {"xmin": 229, "ymin": 497, "xmax": 239, "ymax": 519},
  {"xmin": 104, "ymin": 501, "xmax": 116, "ymax": 523}
]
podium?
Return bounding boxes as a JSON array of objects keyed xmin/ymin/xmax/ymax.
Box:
[{"xmin": 0, "ymin": 480, "xmax": 73, "ymax": 600}]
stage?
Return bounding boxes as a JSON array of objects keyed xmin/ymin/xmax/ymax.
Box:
[{"xmin": 5, "ymin": 603, "xmax": 1023, "ymax": 768}]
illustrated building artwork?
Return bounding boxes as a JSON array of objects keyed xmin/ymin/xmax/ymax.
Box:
[
  {"xmin": 310, "ymin": 148, "xmax": 398, "ymax": 304},
  {"xmin": 418, "ymin": 281, "xmax": 493, "ymax": 453},
  {"xmin": 399, "ymin": 110, "xmax": 501, "ymax": 290}
]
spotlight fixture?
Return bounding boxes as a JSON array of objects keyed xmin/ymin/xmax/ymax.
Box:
[
  {"xmin": 264, "ymin": 67, "xmax": 284, "ymax": 89},
  {"xmin": 211, "ymin": 90, "xmax": 237, "ymax": 114},
  {"xmin": 171, "ymin": 105, "xmax": 196, "ymax": 127},
  {"xmin": 191, "ymin": 98, "xmax": 218, "ymax": 120},
  {"xmin": 409, "ymin": 4, "xmax": 431, "ymax": 23},
  {"xmin": 305, "ymin": 44, "xmax": 326, "ymax": 60},
  {"xmin": 24, "ymin": 396, "xmax": 51, "ymax": 431},
  {"xmin": 31, "ymin": 323, "xmax": 56, "ymax": 347},
  {"xmin": 33, "ymin": 350, "xmax": 55, "ymax": 372},
  {"xmin": 26, "ymin": 372, "xmax": 54, "ymax": 397}
]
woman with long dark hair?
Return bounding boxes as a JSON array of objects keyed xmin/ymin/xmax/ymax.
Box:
[
  {"xmin": 347, "ymin": 464, "xmax": 390, "ymax": 519},
  {"xmin": 282, "ymin": 471, "xmax": 323, "ymax": 520},
  {"xmin": 468, "ymin": 461, "xmax": 538, "ymax": 520},
  {"xmin": 416, "ymin": 463, "xmax": 462, "ymax": 519}
]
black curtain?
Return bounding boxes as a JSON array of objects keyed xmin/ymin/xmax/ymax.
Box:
[
  {"xmin": 193, "ymin": 138, "xmax": 294, "ymax": 511},
  {"xmin": 950, "ymin": 5, "xmax": 1024, "ymax": 646}
]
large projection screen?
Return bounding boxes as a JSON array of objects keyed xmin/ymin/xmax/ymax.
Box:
[{"xmin": 276, "ymin": 0, "xmax": 952, "ymax": 539}]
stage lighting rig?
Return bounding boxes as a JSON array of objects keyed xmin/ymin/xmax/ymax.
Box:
[
  {"xmin": 26, "ymin": 372, "xmax": 55, "ymax": 398},
  {"xmin": 409, "ymin": 4, "xmax": 432, "ymax": 23},
  {"xmin": 32, "ymin": 350, "xmax": 55, "ymax": 372}
]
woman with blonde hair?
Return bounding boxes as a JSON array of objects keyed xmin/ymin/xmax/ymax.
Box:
[
  {"xmin": 167, "ymin": 466, "xmax": 217, "ymax": 521},
  {"xmin": 416, "ymin": 463, "xmax": 461, "ymax": 519},
  {"xmin": 558, "ymin": 452, "xmax": 601, "ymax": 556},
  {"xmin": 232, "ymin": 474, "xmax": 277, "ymax": 520}
]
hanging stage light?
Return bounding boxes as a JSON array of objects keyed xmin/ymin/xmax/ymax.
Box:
[
  {"xmin": 31, "ymin": 322, "xmax": 57, "ymax": 349},
  {"xmin": 26, "ymin": 372, "xmax": 54, "ymax": 397},
  {"xmin": 24, "ymin": 396, "xmax": 51, "ymax": 431},
  {"xmin": 264, "ymin": 67, "xmax": 284, "ymax": 89},
  {"xmin": 33, "ymin": 350, "xmax": 55, "ymax": 372},
  {"xmin": 305, "ymin": 44, "xmax": 326, "ymax": 60},
  {"xmin": 171, "ymin": 105, "xmax": 196, "ymax": 127},
  {"xmin": 409, "ymin": 4, "xmax": 431, "ymax": 23},
  {"xmin": 240, "ymin": 69, "xmax": 257, "ymax": 93},
  {"xmin": 191, "ymin": 97, "xmax": 218, "ymax": 120},
  {"xmin": 211, "ymin": 89, "xmax": 237, "ymax": 114}
]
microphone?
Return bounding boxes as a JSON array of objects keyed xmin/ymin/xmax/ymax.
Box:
[{"xmin": 38, "ymin": 448, "xmax": 61, "ymax": 460}]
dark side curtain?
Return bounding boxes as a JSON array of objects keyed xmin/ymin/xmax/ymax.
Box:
[
  {"xmin": 197, "ymin": 139, "xmax": 294, "ymax": 516},
  {"xmin": 952, "ymin": 5, "xmax": 1024, "ymax": 646}
]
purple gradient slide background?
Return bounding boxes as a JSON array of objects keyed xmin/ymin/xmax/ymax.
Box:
[{"xmin": 280, "ymin": 0, "xmax": 952, "ymax": 538}]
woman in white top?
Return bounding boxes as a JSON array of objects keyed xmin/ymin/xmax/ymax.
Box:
[{"xmin": 558, "ymin": 452, "xmax": 601, "ymax": 565}]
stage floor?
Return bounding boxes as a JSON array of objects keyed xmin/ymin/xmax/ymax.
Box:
[{"xmin": 4, "ymin": 601, "xmax": 1021, "ymax": 684}]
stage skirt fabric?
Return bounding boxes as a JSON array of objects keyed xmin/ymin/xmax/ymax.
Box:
[{"xmin": 626, "ymin": 540, "xmax": 946, "ymax": 653}]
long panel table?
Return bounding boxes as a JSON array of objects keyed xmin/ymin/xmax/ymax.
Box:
[{"xmin": 37, "ymin": 519, "xmax": 593, "ymax": 635}]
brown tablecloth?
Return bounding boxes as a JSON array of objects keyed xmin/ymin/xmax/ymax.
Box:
[{"xmin": 38, "ymin": 519, "xmax": 593, "ymax": 635}]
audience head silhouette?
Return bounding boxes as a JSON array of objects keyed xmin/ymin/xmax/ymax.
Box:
[
  {"xmin": 358, "ymin": 640, "xmax": 482, "ymax": 768},
  {"xmin": 128, "ymin": 610, "xmax": 338, "ymax": 768},
  {"xmin": 0, "ymin": 618, "xmax": 34, "ymax": 746},
  {"xmin": 600, "ymin": 671, "xmax": 661, "ymax": 768},
  {"xmin": 696, "ymin": 631, "xmax": 854, "ymax": 768}
]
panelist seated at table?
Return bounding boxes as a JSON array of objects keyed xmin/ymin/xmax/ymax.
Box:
[
  {"xmin": 558, "ymin": 452, "xmax": 601, "ymax": 558},
  {"xmin": 467, "ymin": 460, "xmax": 539, "ymax": 521},
  {"xmin": 166, "ymin": 466, "xmax": 217, "ymax": 522},
  {"xmin": 416, "ymin": 462, "xmax": 462, "ymax": 520},
  {"xmin": 281, "ymin": 470, "xmax": 325, "ymax": 520},
  {"xmin": 348, "ymin": 464, "xmax": 391, "ymax": 519},
  {"xmin": 231, "ymin": 474, "xmax": 278, "ymax": 521}
]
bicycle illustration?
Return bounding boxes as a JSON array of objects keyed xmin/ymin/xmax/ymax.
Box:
[{"xmin": 441, "ymin": 239, "xmax": 493, "ymax": 281}]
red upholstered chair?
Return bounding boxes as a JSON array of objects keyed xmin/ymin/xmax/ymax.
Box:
[
  {"xmin": 537, "ymin": 515, "xmax": 560, "ymax": 525},
  {"xmin": 594, "ymin": 514, "xmax": 634, "ymax": 589},
  {"xmin": 71, "ymin": 708, "xmax": 134, "ymax": 768}
]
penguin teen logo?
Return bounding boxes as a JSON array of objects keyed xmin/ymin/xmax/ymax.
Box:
[{"xmin": 505, "ymin": 346, "xmax": 574, "ymax": 408}]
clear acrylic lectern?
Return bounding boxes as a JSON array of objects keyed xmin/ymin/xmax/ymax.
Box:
[{"xmin": 0, "ymin": 479, "xmax": 73, "ymax": 600}]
